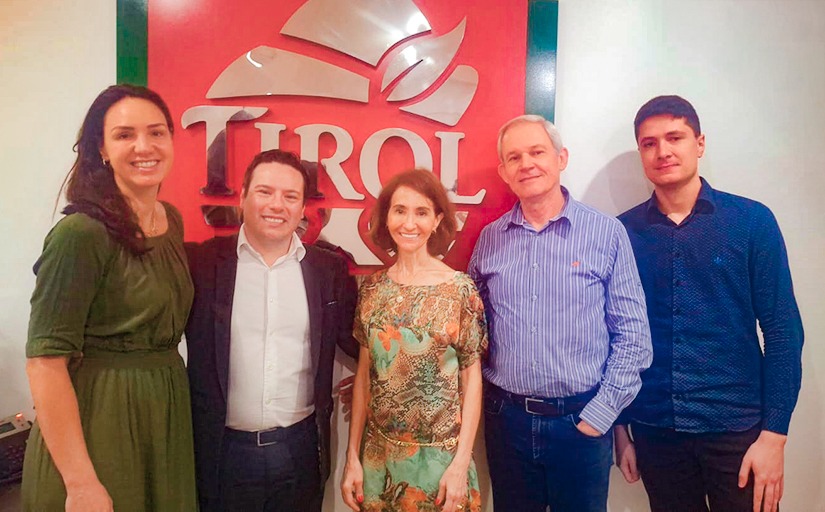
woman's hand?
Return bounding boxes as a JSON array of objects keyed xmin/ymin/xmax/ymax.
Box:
[
  {"xmin": 342, "ymin": 347, "xmax": 371, "ymax": 511},
  {"xmin": 27, "ymin": 357, "xmax": 111, "ymax": 511},
  {"xmin": 436, "ymin": 461, "xmax": 468, "ymax": 512},
  {"xmin": 341, "ymin": 457, "xmax": 364, "ymax": 511},
  {"xmin": 65, "ymin": 479, "xmax": 113, "ymax": 512}
]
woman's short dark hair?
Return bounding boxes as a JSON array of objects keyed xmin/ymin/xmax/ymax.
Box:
[
  {"xmin": 61, "ymin": 84, "xmax": 175, "ymax": 254},
  {"xmin": 634, "ymin": 95, "xmax": 701, "ymax": 140},
  {"xmin": 369, "ymin": 169, "xmax": 457, "ymax": 257}
]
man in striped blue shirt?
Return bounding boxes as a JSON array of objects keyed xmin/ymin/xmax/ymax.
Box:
[{"xmin": 468, "ymin": 115, "xmax": 652, "ymax": 512}]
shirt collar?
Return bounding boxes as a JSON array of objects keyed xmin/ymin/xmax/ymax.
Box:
[
  {"xmin": 645, "ymin": 177, "xmax": 716, "ymax": 220},
  {"xmin": 236, "ymin": 225, "xmax": 306, "ymax": 265},
  {"xmin": 503, "ymin": 186, "xmax": 574, "ymax": 231}
]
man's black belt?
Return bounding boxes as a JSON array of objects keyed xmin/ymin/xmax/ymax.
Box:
[
  {"xmin": 224, "ymin": 413, "xmax": 316, "ymax": 447},
  {"xmin": 486, "ymin": 382, "xmax": 598, "ymax": 417}
]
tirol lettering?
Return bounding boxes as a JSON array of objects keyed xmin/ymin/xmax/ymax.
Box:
[{"xmin": 182, "ymin": 105, "xmax": 485, "ymax": 265}]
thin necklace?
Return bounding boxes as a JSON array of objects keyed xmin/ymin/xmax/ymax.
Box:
[
  {"xmin": 146, "ymin": 205, "xmax": 157, "ymax": 237},
  {"xmin": 389, "ymin": 265, "xmax": 430, "ymax": 303},
  {"xmin": 388, "ymin": 265, "xmax": 429, "ymax": 285}
]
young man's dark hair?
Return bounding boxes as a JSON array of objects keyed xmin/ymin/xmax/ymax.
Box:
[{"xmin": 633, "ymin": 95, "xmax": 701, "ymax": 139}]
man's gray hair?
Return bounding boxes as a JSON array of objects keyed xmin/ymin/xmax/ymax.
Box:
[{"xmin": 497, "ymin": 114, "xmax": 564, "ymax": 160}]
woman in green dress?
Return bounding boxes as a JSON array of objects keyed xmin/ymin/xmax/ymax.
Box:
[
  {"xmin": 21, "ymin": 84, "xmax": 196, "ymax": 512},
  {"xmin": 341, "ymin": 169, "xmax": 487, "ymax": 512}
]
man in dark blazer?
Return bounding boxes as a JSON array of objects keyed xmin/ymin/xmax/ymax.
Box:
[{"xmin": 185, "ymin": 149, "xmax": 359, "ymax": 512}]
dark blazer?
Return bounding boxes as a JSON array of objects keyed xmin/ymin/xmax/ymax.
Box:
[{"xmin": 184, "ymin": 235, "xmax": 359, "ymax": 511}]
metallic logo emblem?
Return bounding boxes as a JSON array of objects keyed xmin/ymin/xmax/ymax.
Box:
[
  {"xmin": 207, "ymin": 0, "xmax": 478, "ymax": 127},
  {"xmin": 181, "ymin": 0, "xmax": 486, "ymax": 266}
]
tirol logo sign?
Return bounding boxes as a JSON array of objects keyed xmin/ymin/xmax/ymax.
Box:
[{"xmin": 149, "ymin": 0, "xmax": 531, "ymax": 268}]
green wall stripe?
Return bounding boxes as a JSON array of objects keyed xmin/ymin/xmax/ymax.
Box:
[
  {"xmin": 117, "ymin": 0, "xmax": 149, "ymax": 86},
  {"xmin": 526, "ymin": 0, "xmax": 559, "ymax": 122}
]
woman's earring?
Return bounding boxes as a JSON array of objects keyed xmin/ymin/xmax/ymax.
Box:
[{"xmin": 101, "ymin": 155, "xmax": 109, "ymax": 166}]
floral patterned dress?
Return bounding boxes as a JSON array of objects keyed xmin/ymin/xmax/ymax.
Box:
[{"xmin": 354, "ymin": 270, "xmax": 488, "ymax": 512}]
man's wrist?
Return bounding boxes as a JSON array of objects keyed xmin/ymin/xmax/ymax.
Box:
[
  {"xmin": 578, "ymin": 397, "xmax": 620, "ymax": 435},
  {"xmin": 758, "ymin": 430, "xmax": 788, "ymax": 446}
]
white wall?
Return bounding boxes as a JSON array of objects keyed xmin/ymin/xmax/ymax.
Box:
[
  {"xmin": 2, "ymin": 1, "xmax": 823, "ymax": 511},
  {"xmin": 556, "ymin": 1, "xmax": 825, "ymax": 511},
  {"xmin": 0, "ymin": 0, "xmax": 117, "ymax": 418}
]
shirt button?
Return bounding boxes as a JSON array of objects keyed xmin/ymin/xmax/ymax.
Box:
[
  {"xmin": 531, "ymin": 295, "xmax": 537, "ymax": 301},
  {"xmin": 674, "ymin": 250, "xmax": 681, "ymax": 258},
  {"xmin": 532, "ymin": 262, "xmax": 539, "ymax": 269},
  {"xmin": 675, "ymin": 394, "xmax": 684, "ymax": 401},
  {"xmin": 531, "ymin": 326, "xmax": 537, "ymax": 333},
  {"xmin": 674, "ymin": 364, "xmax": 681, "ymax": 371},
  {"xmin": 673, "ymin": 278, "xmax": 681, "ymax": 286},
  {"xmin": 674, "ymin": 336, "xmax": 683, "ymax": 344},
  {"xmin": 673, "ymin": 306, "xmax": 681, "ymax": 314}
]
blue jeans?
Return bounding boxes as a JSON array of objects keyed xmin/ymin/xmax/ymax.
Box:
[{"xmin": 484, "ymin": 387, "xmax": 613, "ymax": 512}]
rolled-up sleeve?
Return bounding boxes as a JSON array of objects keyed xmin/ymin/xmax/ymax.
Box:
[{"xmin": 27, "ymin": 215, "xmax": 112, "ymax": 358}]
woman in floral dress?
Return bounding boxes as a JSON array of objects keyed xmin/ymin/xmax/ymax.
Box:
[{"xmin": 341, "ymin": 169, "xmax": 487, "ymax": 512}]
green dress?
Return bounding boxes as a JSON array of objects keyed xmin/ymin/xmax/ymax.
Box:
[
  {"xmin": 21, "ymin": 203, "xmax": 196, "ymax": 512},
  {"xmin": 354, "ymin": 270, "xmax": 488, "ymax": 512}
]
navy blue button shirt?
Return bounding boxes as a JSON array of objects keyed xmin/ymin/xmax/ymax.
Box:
[{"xmin": 619, "ymin": 179, "xmax": 803, "ymax": 434}]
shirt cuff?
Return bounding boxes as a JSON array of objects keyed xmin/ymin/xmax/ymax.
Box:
[
  {"xmin": 614, "ymin": 408, "xmax": 632, "ymax": 427},
  {"xmin": 763, "ymin": 408, "xmax": 792, "ymax": 435},
  {"xmin": 578, "ymin": 397, "xmax": 619, "ymax": 435}
]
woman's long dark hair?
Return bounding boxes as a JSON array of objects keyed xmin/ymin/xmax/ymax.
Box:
[{"xmin": 59, "ymin": 84, "xmax": 175, "ymax": 254}]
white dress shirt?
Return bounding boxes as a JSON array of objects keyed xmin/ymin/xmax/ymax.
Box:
[{"xmin": 225, "ymin": 227, "xmax": 313, "ymax": 431}]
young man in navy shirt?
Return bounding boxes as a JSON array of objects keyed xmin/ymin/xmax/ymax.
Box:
[{"xmin": 615, "ymin": 95, "xmax": 803, "ymax": 512}]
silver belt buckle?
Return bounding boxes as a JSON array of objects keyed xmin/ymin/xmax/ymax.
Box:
[
  {"xmin": 525, "ymin": 397, "xmax": 545, "ymax": 415},
  {"xmin": 256, "ymin": 427, "xmax": 280, "ymax": 447}
]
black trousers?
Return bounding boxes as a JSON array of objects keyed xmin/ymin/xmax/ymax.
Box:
[
  {"xmin": 218, "ymin": 416, "xmax": 322, "ymax": 512},
  {"xmin": 632, "ymin": 423, "xmax": 762, "ymax": 512}
]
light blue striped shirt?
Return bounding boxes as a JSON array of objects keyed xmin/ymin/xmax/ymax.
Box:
[{"xmin": 468, "ymin": 189, "xmax": 652, "ymax": 433}]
